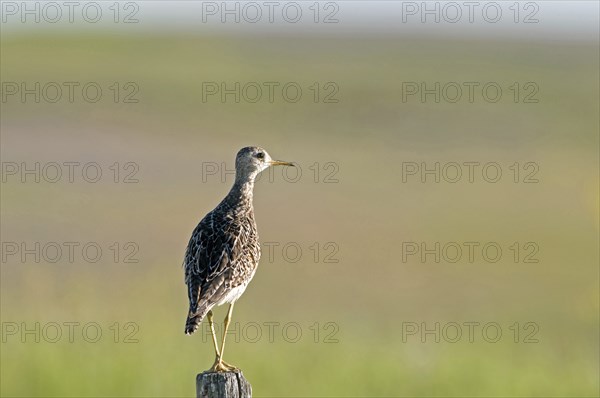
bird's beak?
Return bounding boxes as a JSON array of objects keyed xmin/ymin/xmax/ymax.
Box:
[{"xmin": 269, "ymin": 160, "xmax": 295, "ymax": 167}]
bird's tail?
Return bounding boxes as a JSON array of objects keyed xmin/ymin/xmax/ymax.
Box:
[
  {"xmin": 184, "ymin": 312, "xmax": 203, "ymax": 335},
  {"xmin": 185, "ymin": 309, "xmax": 208, "ymax": 335}
]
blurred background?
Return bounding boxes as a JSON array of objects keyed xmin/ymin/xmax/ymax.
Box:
[{"xmin": 1, "ymin": 1, "xmax": 598, "ymax": 397}]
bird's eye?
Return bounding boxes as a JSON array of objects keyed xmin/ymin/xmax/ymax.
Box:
[{"xmin": 256, "ymin": 152, "xmax": 264, "ymax": 160}]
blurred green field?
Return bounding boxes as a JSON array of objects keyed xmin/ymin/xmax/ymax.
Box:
[{"xmin": 1, "ymin": 33, "xmax": 598, "ymax": 397}]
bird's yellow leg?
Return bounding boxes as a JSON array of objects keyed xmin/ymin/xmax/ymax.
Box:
[
  {"xmin": 218, "ymin": 303, "xmax": 238, "ymax": 371},
  {"xmin": 208, "ymin": 305, "xmax": 237, "ymax": 372},
  {"xmin": 207, "ymin": 311, "xmax": 221, "ymax": 359},
  {"xmin": 208, "ymin": 310, "xmax": 230, "ymax": 372}
]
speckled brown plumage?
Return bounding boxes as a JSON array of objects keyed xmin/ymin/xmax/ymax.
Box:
[{"xmin": 183, "ymin": 147, "xmax": 292, "ymax": 336}]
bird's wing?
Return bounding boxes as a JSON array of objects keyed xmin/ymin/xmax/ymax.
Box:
[{"xmin": 184, "ymin": 211, "xmax": 244, "ymax": 312}]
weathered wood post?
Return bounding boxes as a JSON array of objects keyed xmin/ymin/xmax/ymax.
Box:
[{"xmin": 196, "ymin": 371, "xmax": 252, "ymax": 398}]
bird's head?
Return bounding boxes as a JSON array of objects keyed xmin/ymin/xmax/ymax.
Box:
[{"xmin": 235, "ymin": 146, "xmax": 294, "ymax": 181}]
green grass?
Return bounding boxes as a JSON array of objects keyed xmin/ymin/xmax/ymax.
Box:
[{"xmin": 1, "ymin": 33, "xmax": 598, "ymax": 397}]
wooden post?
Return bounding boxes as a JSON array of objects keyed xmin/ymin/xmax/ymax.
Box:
[{"xmin": 196, "ymin": 371, "xmax": 252, "ymax": 398}]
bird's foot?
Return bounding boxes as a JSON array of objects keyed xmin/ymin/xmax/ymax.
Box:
[
  {"xmin": 221, "ymin": 360, "xmax": 238, "ymax": 371},
  {"xmin": 209, "ymin": 358, "xmax": 238, "ymax": 373}
]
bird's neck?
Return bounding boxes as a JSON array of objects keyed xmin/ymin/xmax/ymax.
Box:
[{"xmin": 226, "ymin": 176, "xmax": 255, "ymax": 207}]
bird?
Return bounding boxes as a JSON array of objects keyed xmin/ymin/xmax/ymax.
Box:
[{"xmin": 183, "ymin": 146, "xmax": 294, "ymax": 372}]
